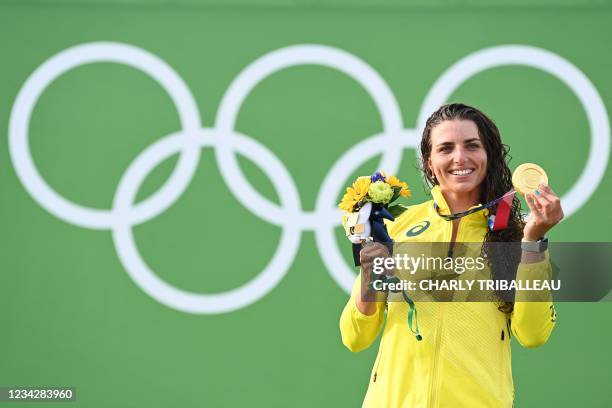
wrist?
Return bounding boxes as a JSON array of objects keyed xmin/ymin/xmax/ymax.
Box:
[
  {"xmin": 522, "ymin": 232, "xmax": 541, "ymax": 241},
  {"xmin": 521, "ymin": 236, "xmax": 548, "ymax": 253}
]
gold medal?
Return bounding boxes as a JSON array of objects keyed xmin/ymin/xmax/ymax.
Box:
[{"xmin": 512, "ymin": 163, "xmax": 548, "ymax": 195}]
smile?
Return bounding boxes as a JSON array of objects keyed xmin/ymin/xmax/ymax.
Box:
[{"xmin": 449, "ymin": 169, "xmax": 474, "ymax": 176}]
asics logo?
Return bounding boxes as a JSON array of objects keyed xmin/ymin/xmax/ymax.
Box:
[{"xmin": 406, "ymin": 221, "xmax": 431, "ymax": 237}]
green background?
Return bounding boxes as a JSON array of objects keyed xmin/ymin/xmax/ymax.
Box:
[{"xmin": 1, "ymin": 0, "xmax": 611, "ymax": 406}]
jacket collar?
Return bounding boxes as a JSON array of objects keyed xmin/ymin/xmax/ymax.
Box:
[{"xmin": 430, "ymin": 185, "xmax": 490, "ymax": 220}]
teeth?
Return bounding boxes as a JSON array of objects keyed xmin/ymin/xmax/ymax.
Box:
[{"xmin": 451, "ymin": 169, "xmax": 474, "ymax": 176}]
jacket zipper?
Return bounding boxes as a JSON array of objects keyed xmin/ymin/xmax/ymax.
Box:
[
  {"xmin": 373, "ymin": 337, "xmax": 385, "ymax": 383},
  {"xmin": 429, "ymin": 217, "xmax": 460, "ymax": 406},
  {"xmin": 428, "ymin": 304, "xmax": 446, "ymax": 407}
]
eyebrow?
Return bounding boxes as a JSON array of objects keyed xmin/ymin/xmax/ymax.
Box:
[{"xmin": 435, "ymin": 138, "xmax": 481, "ymax": 147}]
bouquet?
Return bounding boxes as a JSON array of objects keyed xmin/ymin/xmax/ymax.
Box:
[{"xmin": 339, "ymin": 171, "xmax": 411, "ymax": 265}]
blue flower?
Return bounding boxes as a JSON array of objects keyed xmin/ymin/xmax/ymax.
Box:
[{"xmin": 370, "ymin": 171, "xmax": 386, "ymax": 183}]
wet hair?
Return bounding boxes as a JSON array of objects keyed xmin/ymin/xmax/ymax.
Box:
[{"xmin": 420, "ymin": 103, "xmax": 523, "ymax": 313}]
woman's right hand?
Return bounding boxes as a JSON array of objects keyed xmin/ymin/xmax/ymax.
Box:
[{"xmin": 356, "ymin": 242, "xmax": 390, "ymax": 315}]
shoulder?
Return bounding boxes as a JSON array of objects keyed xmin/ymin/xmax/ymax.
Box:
[{"xmin": 386, "ymin": 199, "xmax": 434, "ymax": 238}]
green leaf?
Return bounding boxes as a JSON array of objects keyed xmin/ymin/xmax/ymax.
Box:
[
  {"xmin": 387, "ymin": 204, "xmax": 409, "ymax": 219},
  {"xmin": 389, "ymin": 186, "xmax": 402, "ymax": 204}
]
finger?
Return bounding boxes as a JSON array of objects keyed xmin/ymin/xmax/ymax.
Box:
[
  {"xmin": 373, "ymin": 248, "xmax": 390, "ymax": 259},
  {"xmin": 539, "ymin": 184, "xmax": 564, "ymax": 215},
  {"xmin": 526, "ymin": 193, "xmax": 543, "ymax": 211},
  {"xmin": 360, "ymin": 246, "xmax": 375, "ymax": 263},
  {"xmin": 361, "ymin": 247, "xmax": 385, "ymax": 262},
  {"xmin": 375, "ymin": 242, "xmax": 391, "ymax": 255},
  {"xmin": 539, "ymin": 183, "xmax": 557, "ymax": 196},
  {"xmin": 534, "ymin": 192, "xmax": 559, "ymax": 219},
  {"xmin": 532, "ymin": 193, "xmax": 553, "ymax": 216},
  {"xmin": 537, "ymin": 184, "xmax": 559, "ymax": 202},
  {"xmin": 370, "ymin": 247, "xmax": 390, "ymax": 260},
  {"xmin": 360, "ymin": 244, "xmax": 377, "ymax": 258},
  {"xmin": 361, "ymin": 253, "xmax": 388, "ymax": 270},
  {"xmin": 525, "ymin": 194, "xmax": 543, "ymax": 217},
  {"xmin": 360, "ymin": 261, "xmax": 374, "ymax": 275},
  {"xmin": 362, "ymin": 242, "xmax": 385, "ymax": 255}
]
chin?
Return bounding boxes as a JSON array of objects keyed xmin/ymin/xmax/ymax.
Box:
[
  {"xmin": 441, "ymin": 179, "xmax": 481, "ymax": 195},
  {"xmin": 450, "ymin": 184, "xmax": 479, "ymax": 194}
]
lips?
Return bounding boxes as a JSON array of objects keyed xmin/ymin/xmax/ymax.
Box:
[{"xmin": 449, "ymin": 168, "xmax": 474, "ymax": 176}]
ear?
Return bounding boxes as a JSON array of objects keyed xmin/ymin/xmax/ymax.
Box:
[{"xmin": 427, "ymin": 157, "xmax": 433, "ymax": 175}]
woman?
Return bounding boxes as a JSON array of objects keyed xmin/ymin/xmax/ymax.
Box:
[{"xmin": 339, "ymin": 103, "xmax": 564, "ymax": 407}]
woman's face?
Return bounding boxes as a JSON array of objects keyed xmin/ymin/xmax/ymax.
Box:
[{"xmin": 427, "ymin": 119, "xmax": 488, "ymax": 196}]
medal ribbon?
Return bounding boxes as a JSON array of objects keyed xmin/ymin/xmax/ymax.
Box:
[
  {"xmin": 434, "ymin": 189, "xmax": 516, "ymax": 231},
  {"xmin": 369, "ymin": 273, "xmax": 423, "ymax": 341}
]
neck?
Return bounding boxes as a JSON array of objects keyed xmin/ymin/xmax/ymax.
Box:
[{"xmin": 440, "ymin": 188, "xmax": 481, "ymax": 214}]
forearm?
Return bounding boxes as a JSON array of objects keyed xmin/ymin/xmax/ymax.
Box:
[
  {"xmin": 511, "ymin": 251, "xmax": 557, "ymax": 348},
  {"xmin": 339, "ymin": 274, "xmax": 386, "ymax": 352}
]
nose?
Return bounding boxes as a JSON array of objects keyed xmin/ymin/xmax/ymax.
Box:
[{"xmin": 452, "ymin": 146, "xmax": 468, "ymax": 164}]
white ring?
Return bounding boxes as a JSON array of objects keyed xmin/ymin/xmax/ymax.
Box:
[
  {"xmin": 418, "ymin": 45, "xmax": 610, "ymax": 218},
  {"xmin": 214, "ymin": 44, "xmax": 406, "ymax": 230},
  {"xmin": 112, "ymin": 129, "xmax": 301, "ymax": 313},
  {"xmin": 9, "ymin": 42, "xmax": 202, "ymax": 229}
]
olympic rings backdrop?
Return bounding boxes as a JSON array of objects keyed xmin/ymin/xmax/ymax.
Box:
[{"xmin": 1, "ymin": 0, "xmax": 611, "ymax": 407}]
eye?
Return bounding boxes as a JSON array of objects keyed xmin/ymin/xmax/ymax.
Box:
[
  {"xmin": 438, "ymin": 145, "xmax": 452, "ymax": 153},
  {"xmin": 466, "ymin": 142, "xmax": 481, "ymax": 150}
]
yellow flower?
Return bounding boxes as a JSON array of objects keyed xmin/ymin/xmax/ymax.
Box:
[
  {"xmin": 338, "ymin": 176, "xmax": 371, "ymax": 212},
  {"xmin": 386, "ymin": 175, "xmax": 412, "ymax": 197}
]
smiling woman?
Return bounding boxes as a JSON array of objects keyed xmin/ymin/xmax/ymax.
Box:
[
  {"xmin": 427, "ymin": 119, "xmax": 487, "ymax": 208},
  {"xmin": 340, "ymin": 103, "xmax": 565, "ymax": 407}
]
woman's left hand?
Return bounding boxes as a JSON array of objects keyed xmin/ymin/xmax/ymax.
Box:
[{"xmin": 523, "ymin": 184, "xmax": 564, "ymax": 241}]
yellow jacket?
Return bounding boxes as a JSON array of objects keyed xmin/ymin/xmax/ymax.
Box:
[{"xmin": 339, "ymin": 186, "xmax": 556, "ymax": 408}]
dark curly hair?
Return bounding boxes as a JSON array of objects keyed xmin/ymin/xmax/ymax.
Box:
[{"xmin": 420, "ymin": 103, "xmax": 524, "ymax": 313}]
